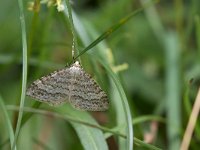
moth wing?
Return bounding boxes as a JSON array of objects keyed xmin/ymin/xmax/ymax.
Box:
[
  {"xmin": 26, "ymin": 68, "xmax": 72, "ymax": 106},
  {"xmin": 68, "ymin": 68, "xmax": 109, "ymax": 111}
]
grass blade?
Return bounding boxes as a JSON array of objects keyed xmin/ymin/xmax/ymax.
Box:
[
  {"xmin": 97, "ymin": 58, "xmax": 133, "ymax": 150},
  {"xmin": 65, "ymin": 0, "xmax": 79, "ymax": 58},
  {"xmin": 134, "ymin": 137, "xmax": 162, "ymax": 150},
  {"xmin": 0, "ymin": 96, "xmax": 17, "ymax": 150},
  {"xmin": 133, "ymin": 115, "xmax": 166, "ymax": 125},
  {"xmin": 13, "ymin": 0, "xmax": 28, "ymax": 148},
  {"xmin": 165, "ymin": 32, "xmax": 181, "ymax": 150}
]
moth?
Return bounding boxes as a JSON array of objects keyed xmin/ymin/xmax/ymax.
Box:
[{"xmin": 26, "ymin": 61, "xmax": 109, "ymax": 111}]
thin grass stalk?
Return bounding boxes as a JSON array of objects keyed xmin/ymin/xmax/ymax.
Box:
[
  {"xmin": 0, "ymin": 96, "xmax": 17, "ymax": 150},
  {"xmin": 13, "ymin": 0, "xmax": 28, "ymax": 149},
  {"xmin": 180, "ymin": 88, "xmax": 200, "ymax": 150},
  {"xmin": 65, "ymin": 0, "xmax": 79, "ymax": 60},
  {"xmin": 133, "ymin": 115, "xmax": 166, "ymax": 125}
]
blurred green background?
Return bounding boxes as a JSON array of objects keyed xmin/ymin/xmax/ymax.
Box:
[{"xmin": 0, "ymin": 0, "xmax": 200, "ymax": 150}]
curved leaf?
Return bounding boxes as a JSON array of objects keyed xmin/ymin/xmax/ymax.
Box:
[
  {"xmin": 57, "ymin": 106, "xmax": 108, "ymax": 150},
  {"xmin": 97, "ymin": 58, "xmax": 133, "ymax": 150}
]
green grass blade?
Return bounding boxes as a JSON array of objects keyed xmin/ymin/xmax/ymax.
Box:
[
  {"xmin": 13, "ymin": 0, "xmax": 28, "ymax": 148},
  {"xmin": 0, "ymin": 96, "xmax": 17, "ymax": 150},
  {"xmin": 110, "ymin": 79, "xmax": 127, "ymax": 149},
  {"xmin": 65, "ymin": 0, "xmax": 79, "ymax": 58},
  {"xmin": 97, "ymin": 58, "xmax": 133, "ymax": 150},
  {"xmin": 133, "ymin": 115, "xmax": 166, "ymax": 125},
  {"xmin": 165, "ymin": 32, "xmax": 181, "ymax": 150},
  {"xmin": 134, "ymin": 138, "xmax": 162, "ymax": 150}
]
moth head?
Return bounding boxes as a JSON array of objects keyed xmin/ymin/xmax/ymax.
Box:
[
  {"xmin": 75, "ymin": 61, "xmax": 79, "ymax": 65},
  {"xmin": 73, "ymin": 61, "xmax": 81, "ymax": 68}
]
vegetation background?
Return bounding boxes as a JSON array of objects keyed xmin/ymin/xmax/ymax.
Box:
[{"xmin": 0, "ymin": 0, "xmax": 200, "ymax": 150}]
